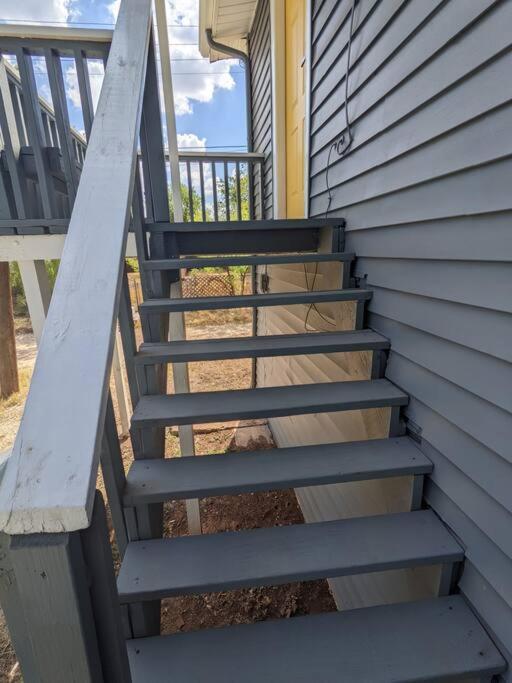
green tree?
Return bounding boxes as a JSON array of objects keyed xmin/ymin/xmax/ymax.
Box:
[
  {"xmin": 168, "ymin": 174, "xmax": 251, "ymax": 294},
  {"xmin": 168, "ymin": 183, "xmax": 209, "ymax": 222},
  {"xmin": 217, "ymin": 172, "xmax": 250, "ymax": 220},
  {"xmin": 9, "ymin": 260, "xmax": 59, "ymax": 316}
]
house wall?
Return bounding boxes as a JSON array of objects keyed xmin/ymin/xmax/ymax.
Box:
[
  {"xmin": 256, "ymin": 0, "xmax": 512, "ymax": 671},
  {"xmin": 249, "ymin": 0, "xmax": 273, "ymax": 218}
]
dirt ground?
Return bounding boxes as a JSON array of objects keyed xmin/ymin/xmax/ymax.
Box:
[{"xmin": 0, "ymin": 308, "xmax": 336, "ymax": 681}]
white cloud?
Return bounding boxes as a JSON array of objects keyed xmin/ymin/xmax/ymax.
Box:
[
  {"xmin": 65, "ymin": 60, "xmax": 104, "ymax": 112},
  {"xmin": 176, "ymin": 133, "xmax": 215, "ymax": 196},
  {"xmin": 106, "ymin": 0, "xmax": 238, "ymax": 116},
  {"xmin": 106, "ymin": 0, "xmax": 237, "ymax": 116},
  {"xmin": 1, "ymin": 0, "xmax": 239, "ymax": 123},
  {"xmin": 106, "ymin": 0, "xmax": 120, "ymax": 21},
  {"xmin": 163, "ymin": 0, "xmax": 238, "ymax": 116},
  {"xmin": 0, "ymin": 0, "xmax": 74, "ymax": 22},
  {"xmin": 177, "ymin": 133, "xmax": 206, "ymax": 150}
]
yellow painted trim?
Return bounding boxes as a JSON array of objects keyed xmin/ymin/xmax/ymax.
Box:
[
  {"xmin": 270, "ymin": 0, "xmax": 287, "ymax": 217},
  {"xmin": 284, "ymin": 0, "xmax": 306, "ymax": 218}
]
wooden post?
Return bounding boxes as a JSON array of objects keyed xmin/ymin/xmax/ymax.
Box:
[
  {"xmin": 112, "ymin": 327, "xmax": 130, "ymax": 436},
  {"xmin": 8, "ymin": 531, "xmax": 104, "ymax": 682},
  {"xmin": 80, "ymin": 492, "xmax": 132, "ymax": 682},
  {"xmin": 0, "ymin": 261, "xmax": 19, "ymax": 398},
  {"xmin": 100, "ymin": 393, "xmax": 129, "ymax": 558},
  {"xmin": 17, "ymin": 259, "xmax": 52, "ymax": 345},
  {"xmin": 145, "ymin": 7, "xmax": 202, "ymax": 534},
  {"xmin": 0, "ymin": 492, "xmax": 131, "ymax": 683},
  {"xmin": 0, "ymin": 532, "xmax": 38, "ymax": 680}
]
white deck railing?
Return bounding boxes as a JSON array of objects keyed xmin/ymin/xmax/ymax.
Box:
[{"xmin": 0, "ymin": 0, "xmax": 152, "ymax": 534}]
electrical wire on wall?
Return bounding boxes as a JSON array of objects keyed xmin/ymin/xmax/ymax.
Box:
[{"xmin": 304, "ymin": 0, "xmax": 357, "ymax": 332}]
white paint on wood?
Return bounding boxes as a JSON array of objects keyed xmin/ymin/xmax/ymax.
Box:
[
  {"xmin": 155, "ymin": 0, "xmax": 201, "ymax": 534},
  {"xmin": 155, "ymin": 0, "xmax": 183, "ymax": 226},
  {"xmin": 177, "ymin": 151, "xmax": 265, "ymax": 162},
  {"xmin": 17, "ymin": 260, "xmax": 52, "ymax": 345},
  {"xmin": 0, "ymin": 0, "xmax": 153, "ymax": 535},
  {"xmin": 0, "ymin": 23, "xmax": 112, "ymax": 43},
  {"xmin": 0, "ymin": 234, "xmax": 137, "ymax": 261}
]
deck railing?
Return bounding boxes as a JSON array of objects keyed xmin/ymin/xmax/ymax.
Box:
[
  {"xmin": 0, "ymin": 25, "xmax": 111, "ymax": 224},
  {"xmin": 0, "ymin": 3, "xmax": 152, "ymax": 679},
  {"xmin": 177, "ymin": 150, "xmax": 265, "ymax": 222},
  {"xmin": 2, "ymin": 59, "xmax": 88, "ymax": 164}
]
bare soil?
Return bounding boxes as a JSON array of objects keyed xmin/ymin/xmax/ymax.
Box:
[{"xmin": 0, "ymin": 307, "xmax": 336, "ymax": 681}]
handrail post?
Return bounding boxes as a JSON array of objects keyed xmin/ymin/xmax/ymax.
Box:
[
  {"xmin": 5, "ymin": 530, "xmax": 105, "ymax": 682},
  {"xmin": 0, "ymin": 492, "xmax": 131, "ymax": 682}
]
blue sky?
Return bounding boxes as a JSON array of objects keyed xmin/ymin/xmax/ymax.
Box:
[{"xmin": 0, "ymin": 0, "xmax": 247, "ymax": 152}]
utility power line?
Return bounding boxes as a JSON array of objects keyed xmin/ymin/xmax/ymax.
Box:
[{"xmin": 0, "ymin": 18, "xmax": 198, "ymax": 28}]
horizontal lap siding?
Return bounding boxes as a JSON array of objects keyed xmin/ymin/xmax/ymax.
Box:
[
  {"xmin": 249, "ymin": 0, "xmax": 273, "ymax": 218},
  {"xmin": 304, "ymin": 0, "xmax": 512, "ymax": 673}
]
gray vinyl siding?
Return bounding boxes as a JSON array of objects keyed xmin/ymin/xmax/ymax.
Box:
[
  {"xmin": 254, "ymin": 0, "xmax": 512, "ymax": 673},
  {"xmin": 249, "ymin": 0, "xmax": 273, "ymax": 218},
  {"xmin": 309, "ymin": 0, "xmax": 512, "ymax": 672}
]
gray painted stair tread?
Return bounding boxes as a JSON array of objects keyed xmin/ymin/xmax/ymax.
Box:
[
  {"xmin": 139, "ymin": 288, "xmax": 371, "ymax": 313},
  {"xmin": 146, "ymin": 217, "xmax": 344, "ymax": 232},
  {"xmin": 141, "ymin": 252, "xmax": 355, "ymax": 270},
  {"xmin": 126, "ymin": 596, "xmax": 506, "ymax": 683},
  {"xmin": 131, "ymin": 379, "xmax": 408, "ymax": 427},
  {"xmin": 136, "ymin": 329, "xmax": 390, "ymax": 364},
  {"xmin": 117, "ymin": 510, "xmax": 462, "ymax": 601},
  {"xmin": 124, "ymin": 437, "xmax": 431, "ymax": 504}
]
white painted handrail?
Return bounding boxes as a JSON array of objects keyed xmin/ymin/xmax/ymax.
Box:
[
  {"xmin": 0, "ymin": 0, "xmax": 152, "ymax": 534},
  {"xmin": 0, "ymin": 24, "xmax": 113, "ymax": 44},
  {"xmin": 177, "ymin": 150, "xmax": 266, "ymax": 161}
]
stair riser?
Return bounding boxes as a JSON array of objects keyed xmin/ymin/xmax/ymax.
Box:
[
  {"xmin": 147, "ymin": 218, "xmax": 345, "ymax": 232},
  {"xmin": 172, "ymin": 229, "xmax": 320, "ymax": 255}
]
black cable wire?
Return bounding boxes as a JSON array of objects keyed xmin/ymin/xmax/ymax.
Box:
[
  {"xmin": 304, "ymin": 0, "xmax": 356, "ymax": 333},
  {"xmin": 326, "ymin": 0, "xmax": 356, "ymax": 221},
  {"xmin": 303, "ymin": 261, "xmax": 337, "ymax": 332}
]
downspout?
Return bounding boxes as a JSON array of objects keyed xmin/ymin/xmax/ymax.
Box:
[
  {"xmin": 205, "ymin": 28, "xmax": 253, "ymax": 153},
  {"xmin": 205, "ymin": 28, "xmax": 258, "ymax": 388}
]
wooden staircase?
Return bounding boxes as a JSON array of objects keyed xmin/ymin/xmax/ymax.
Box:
[{"xmin": 120, "ymin": 218, "xmax": 505, "ymax": 682}]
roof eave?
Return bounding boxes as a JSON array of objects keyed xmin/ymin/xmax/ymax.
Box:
[{"xmin": 198, "ymin": 0, "xmax": 256, "ymax": 62}]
